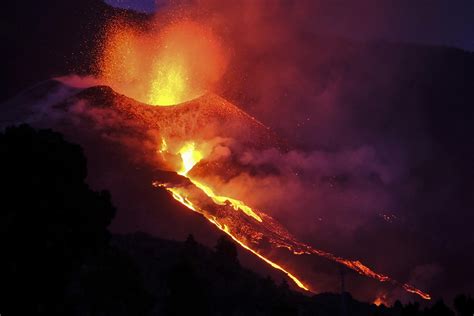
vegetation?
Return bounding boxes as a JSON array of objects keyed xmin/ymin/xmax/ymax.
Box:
[{"xmin": 0, "ymin": 125, "xmax": 152, "ymax": 315}]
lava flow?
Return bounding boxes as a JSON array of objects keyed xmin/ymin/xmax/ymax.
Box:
[
  {"xmin": 154, "ymin": 139, "xmax": 431, "ymax": 300},
  {"xmin": 99, "ymin": 14, "xmax": 431, "ymax": 302},
  {"xmin": 157, "ymin": 141, "xmax": 305, "ymax": 289}
]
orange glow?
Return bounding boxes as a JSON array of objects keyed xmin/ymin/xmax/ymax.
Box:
[
  {"xmin": 165, "ymin": 186, "xmax": 198, "ymax": 212},
  {"xmin": 177, "ymin": 142, "xmax": 203, "ymax": 175},
  {"xmin": 403, "ymin": 284, "xmax": 432, "ymax": 300},
  {"xmin": 191, "ymin": 180, "xmax": 263, "ymax": 222},
  {"xmin": 100, "ymin": 20, "xmax": 227, "ymax": 106},
  {"xmin": 158, "ymin": 137, "xmax": 168, "ymax": 153},
  {"xmin": 176, "ymin": 142, "xmax": 262, "ymax": 222},
  {"xmin": 373, "ymin": 295, "xmax": 388, "ymax": 306}
]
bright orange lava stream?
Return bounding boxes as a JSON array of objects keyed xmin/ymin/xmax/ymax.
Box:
[
  {"xmin": 171, "ymin": 142, "xmax": 305, "ymax": 289},
  {"xmin": 156, "ymin": 141, "xmax": 431, "ymax": 300},
  {"xmin": 163, "ymin": 185, "xmax": 309, "ymax": 291},
  {"xmin": 177, "ymin": 143, "xmax": 262, "ymax": 222}
]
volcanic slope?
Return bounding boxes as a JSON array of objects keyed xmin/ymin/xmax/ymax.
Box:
[
  {"xmin": 0, "ymin": 80, "xmax": 430, "ymax": 300},
  {"xmin": 72, "ymin": 85, "xmax": 286, "ymax": 148}
]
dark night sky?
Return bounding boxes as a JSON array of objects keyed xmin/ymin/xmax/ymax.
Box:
[{"xmin": 106, "ymin": 0, "xmax": 474, "ymax": 52}]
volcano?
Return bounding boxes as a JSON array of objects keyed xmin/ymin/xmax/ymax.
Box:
[{"xmin": 0, "ymin": 77, "xmax": 431, "ymax": 301}]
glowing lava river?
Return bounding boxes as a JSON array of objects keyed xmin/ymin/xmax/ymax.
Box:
[{"xmin": 153, "ymin": 139, "xmax": 431, "ymax": 300}]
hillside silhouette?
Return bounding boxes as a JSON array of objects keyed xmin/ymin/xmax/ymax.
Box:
[{"xmin": 0, "ymin": 125, "xmax": 152, "ymax": 315}]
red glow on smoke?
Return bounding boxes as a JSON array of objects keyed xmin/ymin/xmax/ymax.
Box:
[{"xmin": 100, "ymin": 19, "xmax": 227, "ymax": 105}]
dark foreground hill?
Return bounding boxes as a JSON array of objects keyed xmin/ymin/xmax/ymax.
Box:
[
  {"xmin": 112, "ymin": 231, "xmax": 390, "ymax": 315},
  {"xmin": 112, "ymin": 231, "xmax": 471, "ymax": 316}
]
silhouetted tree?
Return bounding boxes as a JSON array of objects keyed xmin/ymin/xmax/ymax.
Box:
[
  {"xmin": 454, "ymin": 294, "xmax": 474, "ymax": 316},
  {"xmin": 279, "ymin": 279, "xmax": 291, "ymax": 293},
  {"xmin": 270, "ymin": 280, "xmax": 297, "ymax": 316},
  {"xmin": 271, "ymin": 300, "xmax": 299, "ymax": 316},
  {"xmin": 263, "ymin": 275, "xmax": 276, "ymax": 287},
  {"xmin": 165, "ymin": 260, "xmax": 209, "ymax": 316},
  {"xmin": 401, "ymin": 302, "xmax": 420, "ymax": 316},
  {"xmin": 0, "ymin": 125, "xmax": 151, "ymax": 315},
  {"xmin": 214, "ymin": 235, "xmax": 239, "ymax": 267},
  {"xmin": 425, "ymin": 299, "xmax": 454, "ymax": 316},
  {"xmin": 185, "ymin": 234, "xmax": 197, "ymax": 247},
  {"xmin": 78, "ymin": 248, "xmax": 153, "ymax": 315},
  {"xmin": 184, "ymin": 234, "xmax": 198, "ymax": 257}
]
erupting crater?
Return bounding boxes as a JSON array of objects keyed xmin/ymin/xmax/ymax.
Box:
[{"xmin": 99, "ymin": 20, "xmax": 227, "ymax": 106}]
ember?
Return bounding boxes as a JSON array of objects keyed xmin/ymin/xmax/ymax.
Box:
[{"xmin": 100, "ymin": 20, "xmax": 227, "ymax": 106}]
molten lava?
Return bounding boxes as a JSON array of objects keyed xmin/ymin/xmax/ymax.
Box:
[
  {"xmin": 100, "ymin": 20, "xmax": 227, "ymax": 106},
  {"xmin": 158, "ymin": 140, "xmax": 308, "ymax": 290},
  {"xmin": 177, "ymin": 142, "xmax": 203, "ymax": 175},
  {"xmin": 155, "ymin": 138, "xmax": 431, "ymax": 300},
  {"xmin": 175, "ymin": 142, "xmax": 263, "ymax": 222}
]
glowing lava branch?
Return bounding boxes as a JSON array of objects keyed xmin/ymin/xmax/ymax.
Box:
[
  {"xmin": 167, "ymin": 187, "xmax": 198, "ymax": 212},
  {"xmin": 211, "ymin": 221, "xmax": 309, "ymax": 291},
  {"xmin": 253, "ymin": 215, "xmax": 431, "ymax": 300},
  {"xmin": 155, "ymin": 183, "xmax": 310, "ymax": 291},
  {"xmin": 403, "ymin": 284, "xmax": 432, "ymax": 301},
  {"xmin": 177, "ymin": 142, "xmax": 262, "ymax": 222},
  {"xmin": 281, "ymin": 243, "xmax": 431, "ymax": 300},
  {"xmin": 177, "ymin": 142, "xmax": 203, "ymax": 175},
  {"xmin": 155, "ymin": 140, "xmax": 431, "ymax": 300},
  {"xmin": 156, "ymin": 141, "xmax": 306, "ymax": 290},
  {"xmin": 191, "ymin": 181, "xmax": 263, "ymax": 222}
]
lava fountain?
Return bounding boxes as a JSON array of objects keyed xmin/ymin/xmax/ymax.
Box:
[{"xmin": 100, "ymin": 20, "xmax": 227, "ymax": 106}]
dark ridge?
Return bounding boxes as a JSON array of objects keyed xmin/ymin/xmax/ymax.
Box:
[{"xmin": 0, "ymin": 0, "xmax": 151, "ymax": 102}]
